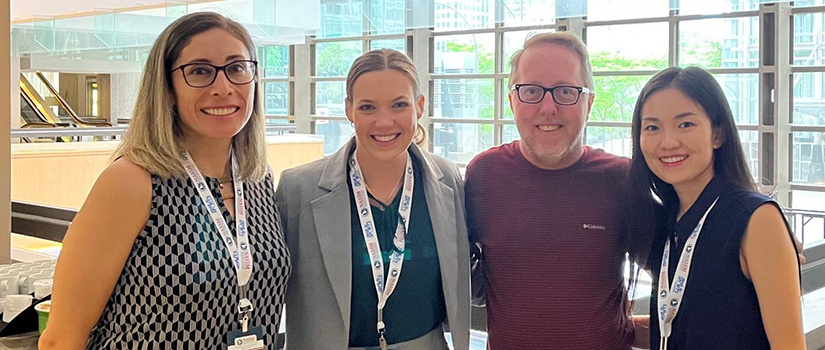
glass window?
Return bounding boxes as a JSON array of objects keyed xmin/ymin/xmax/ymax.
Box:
[
  {"xmin": 680, "ymin": 17, "xmax": 759, "ymax": 69},
  {"xmin": 793, "ymin": 0, "xmax": 823, "ymax": 7},
  {"xmin": 315, "ymin": 119, "xmax": 354, "ymax": 155},
  {"xmin": 503, "ymin": 78, "xmax": 514, "ymax": 120},
  {"xmin": 588, "ymin": 24, "xmax": 668, "ymax": 72},
  {"xmin": 503, "ymin": 30, "xmax": 556, "ymax": 74},
  {"xmin": 793, "ymin": 72, "xmax": 815, "ymax": 100},
  {"xmin": 792, "ymin": 132, "xmax": 825, "ymax": 184},
  {"xmin": 585, "ymin": 127, "xmax": 631, "ymax": 157},
  {"xmin": 370, "ymin": 38, "xmax": 405, "ymax": 52},
  {"xmin": 590, "ymin": 75, "xmax": 652, "ymax": 122},
  {"xmin": 587, "ymin": 0, "xmax": 668, "ymax": 21},
  {"xmin": 794, "ymin": 49, "xmax": 815, "ymax": 66},
  {"xmin": 500, "ymin": 0, "xmax": 556, "ymax": 26},
  {"xmin": 316, "ymin": 80, "xmax": 347, "ymax": 117},
  {"xmin": 789, "ymin": 190, "xmax": 825, "ymax": 244},
  {"xmin": 794, "ymin": 13, "xmax": 815, "ymax": 44},
  {"xmin": 738, "ymin": 130, "xmax": 759, "ymax": 180},
  {"xmin": 713, "ymin": 73, "xmax": 759, "ymax": 125},
  {"xmin": 434, "ymin": 34, "xmax": 495, "ymax": 75},
  {"xmin": 432, "ymin": 122, "xmax": 494, "ymax": 163},
  {"xmin": 503, "ymin": 124, "xmax": 520, "ymax": 144},
  {"xmin": 795, "ymin": 13, "xmax": 825, "ymax": 66},
  {"xmin": 264, "ymin": 82, "xmax": 289, "ymax": 116},
  {"xmin": 794, "ymin": 72, "xmax": 825, "ymax": 126},
  {"xmin": 259, "ymin": 45, "xmax": 289, "ymax": 78},
  {"xmin": 366, "ymin": 0, "xmax": 406, "ymax": 35},
  {"xmin": 319, "ymin": 0, "xmax": 364, "ymax": 38},
  {"xmin": 676, "ymin": 0, "xmax": 759, "ymax": 15},
  {"xmin": 434, "ymin": 0, "xmax": 492, "ymax": 32},
  {"xmin": 432, "ymin": 79, "xmax": 494, "ymax": 119},
  {"xmin": 266, "ymin": 118, "xmax": 291, "ymax": 125},
  {"xmin": 316, "ymin": 41, "xmax": 362, "ymax": 77}
]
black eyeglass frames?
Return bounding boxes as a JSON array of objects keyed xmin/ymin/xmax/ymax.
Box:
[
  {"xmin": 170, "ymin": 60, "xmax": 258, "ymax": 88},
  {"xmin": 511, "ymin": 84, "xmax": 591, "ymax": 105}
]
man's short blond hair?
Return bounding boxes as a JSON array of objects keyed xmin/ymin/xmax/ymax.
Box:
[{"xmin": 508, "ymin": 32, "xmax": 594, "ymax": 90}]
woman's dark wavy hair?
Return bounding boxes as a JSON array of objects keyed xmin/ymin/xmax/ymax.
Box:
[{"xmin": 625, "ymin": 66, "xmax": 756, "ymax": 269}]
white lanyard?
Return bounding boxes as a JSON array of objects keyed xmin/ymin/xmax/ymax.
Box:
[
  {"xmin": 348, "ymin": 151, "xmax": 414, "ymax": 350},
  {"xmin": 657, "ymin": 197, "xmax": 719, "ymax": 350},
  {"xmin": 180, "ymin": 149, "xmax": 253, "ymax": 287}
]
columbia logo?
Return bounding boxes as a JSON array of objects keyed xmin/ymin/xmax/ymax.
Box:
[{"xmin": 583, "ymin": 224, "xmax": 606, "ymax": 230}]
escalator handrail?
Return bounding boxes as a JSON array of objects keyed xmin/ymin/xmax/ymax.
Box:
[
  {"xmin": 34, "ymin": 71, "xmax": 112, "ymax": 128},
  {"xmin": 19, "ymin": 74, "xmax": 61, "ymax": 125},
  {"xmin": 21, "ymin": 122, "xmax": 57, "ymax": 128},
  {"xmin": 19, "ymin": 89, "xmax": 53, "ymax": 125}
]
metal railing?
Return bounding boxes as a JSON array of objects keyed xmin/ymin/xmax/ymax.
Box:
[
  {"xmin": 11, "ymin": 125, "xmax": 297, "ymax": 139},
  {"xmin": 787, "ymin": 208, "xmax": 825, "ymax": 244}
]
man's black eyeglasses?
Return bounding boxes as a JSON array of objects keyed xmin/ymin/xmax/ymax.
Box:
[{"xmin": 511, "ymin": 84, "xmax": 591, "ymax": 105}]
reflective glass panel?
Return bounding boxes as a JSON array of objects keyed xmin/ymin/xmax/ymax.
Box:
[
  {"xmin": 793, "ymin": 72, "xmax": 825, "ymax": 126},
  {"xmin": 434, "ymin": 0, "xmax": 493, "ymax": 32},
  {"xmin": 432, "ymin": 79, "xmax": 495, "ymax": 119},
  {"xmin": 316, "ymin": 41, "xmax": 362, "ymax": 77},
  {"xmin": 585, "ymin": 126, "xmax": 631, "ymax": 157},
  {"xmin": 588, "ymin": 23, "xmax": 668, "ymax": 72},
  {"xmin": 680, "ymin": 17, "xmax": 759, "ymax": 69},
  {"xmin": 264, "ymin": 82, "xmax": 289, "ymax": 116},
  {"xmin": 713, "ymin": 73, "xmax": 759, "ymax": 125},
  {"xmin": 590, "ymin": 75, "xmax": 652, "ymax": 122},
  {"xmin": 315, "ymin": 119, "xmax": 355, "ymax": 155},
  {"xmin": 432, "ymin": 122, "xmax": 494, "ymax": 163},
  {"xmin": 434, "ymin": 34, "xmax": 495, "ymax": 75},
  {"xmin": 316, "ymin": 80, "xmax": 347, "ymax": 117},
  {"xmin": 793, "ymin": 132, "xmax": 825, "ymax": 185}
]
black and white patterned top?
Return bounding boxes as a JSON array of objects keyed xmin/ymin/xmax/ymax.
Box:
[{"xmin": 87, "ymin": 172, "xmax": 290, "ymax": 349}]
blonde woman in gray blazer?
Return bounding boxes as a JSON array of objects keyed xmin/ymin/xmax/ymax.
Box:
[{"xmin": 275, "ymin": 49, "xmax": 471, "ymax": 350}]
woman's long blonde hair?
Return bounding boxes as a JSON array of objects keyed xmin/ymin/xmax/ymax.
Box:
[
  {"xmin": 114, "ymin": 12, "xmax": 267, "ymax": 181},
  {"xmin": 346, "ymin": 49, "xmax": 428, "ymax": 147}
]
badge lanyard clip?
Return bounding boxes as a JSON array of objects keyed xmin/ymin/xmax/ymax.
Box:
[
  {"xmin": 238, "ymin": 297, "xmax": 254, "ymax": 332},
  {"xmin": 378, "ymin": 308, "xmax": 388, "ymax": 350}
]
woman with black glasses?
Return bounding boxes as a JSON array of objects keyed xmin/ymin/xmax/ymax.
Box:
[{"xmin": 40, "ymin": 12, "xmax": 290, "ymax": 349}]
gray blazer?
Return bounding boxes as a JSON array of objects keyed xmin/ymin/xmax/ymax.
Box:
[{"xmin": 275, "ymin": 138, "xmax": 471, "ymax": 350}]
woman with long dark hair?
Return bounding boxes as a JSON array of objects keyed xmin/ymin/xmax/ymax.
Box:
[{"xmin": 627, "ymin": 66, "xmax": 804, "ymax": 349}]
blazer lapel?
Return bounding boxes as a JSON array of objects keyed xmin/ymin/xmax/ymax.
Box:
[
  {"xmin": 410, "ymin": 145, "xmax": 459, "ymax": 327},
  {"xmin": 311, "ymin": 138, "xmax": 356, "ymax": 332}
]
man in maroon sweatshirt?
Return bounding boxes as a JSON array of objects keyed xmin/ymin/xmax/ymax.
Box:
[{"xmin": 465, "ymin": 32, "xmax": 639, "ymax": 350}]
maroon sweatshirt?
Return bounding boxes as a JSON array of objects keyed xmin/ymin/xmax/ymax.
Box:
[{"xmin": 466, "ymin": 141, "xmax": 633, "ymax": 350}]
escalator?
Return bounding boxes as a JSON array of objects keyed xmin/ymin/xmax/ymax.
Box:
[
  {"xmin": 20, "ymin": 91, "xmax": 46, "ymax": 125},
  {"xmin": 28, "ymin": 71, "xmax": 110, "ymax": 128},
  {"xmin": 18, "ymin": 71, "xmax": 111, "ymax": 142},
  {"xmin": 18, "ymin": 75, "xmax": 72, "ymax": 143}
]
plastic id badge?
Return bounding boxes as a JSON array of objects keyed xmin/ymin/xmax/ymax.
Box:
[{"xmin": 226, "ymin": 326, "xmax": 265, "ymax": 350}]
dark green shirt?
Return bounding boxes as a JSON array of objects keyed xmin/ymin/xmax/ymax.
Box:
[{"xmin": 347, "ymin": 154, "xmax": 446, "ymax": 347}]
